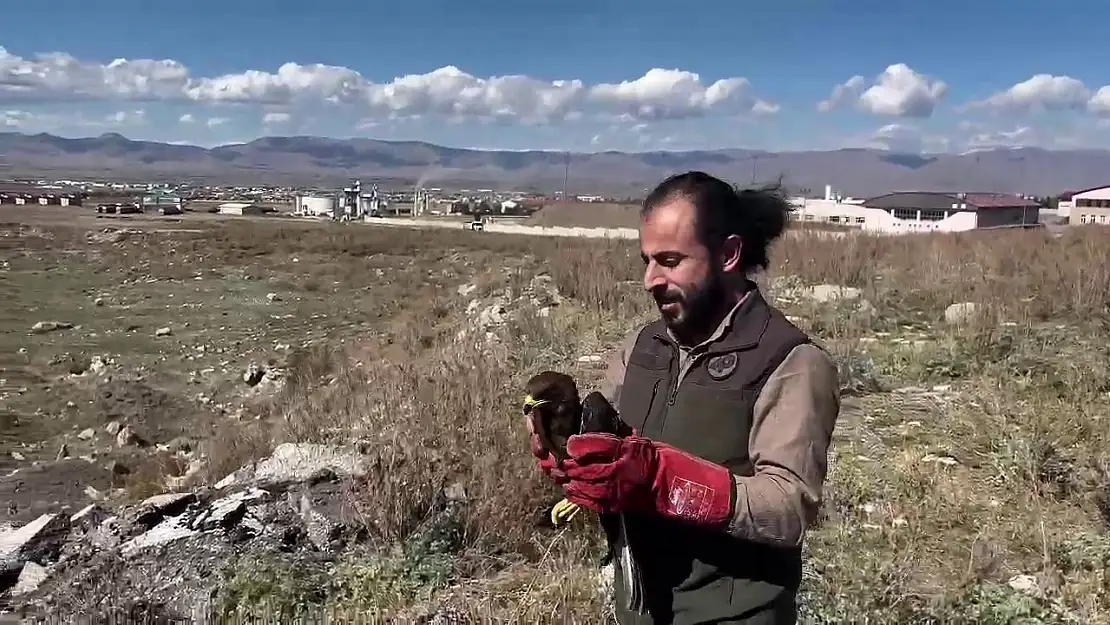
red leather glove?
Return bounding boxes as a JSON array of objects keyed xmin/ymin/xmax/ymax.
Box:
[
  {"xmin": 560, "ymin": 433, "xmax": 735, "ymax": 529},
  {"xmin": 528, "ymin": 417, "xmax": 641, "ymax": 485}
]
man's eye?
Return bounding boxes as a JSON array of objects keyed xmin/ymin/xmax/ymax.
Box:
[{"xmin": 659, "ymin": 256, "xmax": 681, "ymax": 268}]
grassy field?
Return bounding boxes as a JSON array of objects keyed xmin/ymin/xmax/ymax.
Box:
[{"xmin": 2, "ymin": 206, "xmax": 1110, "ymax": 623}]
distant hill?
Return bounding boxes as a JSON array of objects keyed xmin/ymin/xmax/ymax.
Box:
[{"xmin": 1, "ymin": 131, "xmax": 1108, "ymax": 196}]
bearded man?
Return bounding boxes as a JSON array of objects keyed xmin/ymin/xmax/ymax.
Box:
[{"xmin": 530, "ymin": 171, "xmax": 841, "ymax": 625}]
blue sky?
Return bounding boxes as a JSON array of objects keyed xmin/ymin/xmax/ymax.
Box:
[{"xmin": 2, "ymin": 0, "xmax": 1108, "ymax": 153}]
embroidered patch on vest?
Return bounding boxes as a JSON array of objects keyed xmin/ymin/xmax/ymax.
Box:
[{"xmin": 706, "ymin": 352, "xmax": 739, "ymax": 380}]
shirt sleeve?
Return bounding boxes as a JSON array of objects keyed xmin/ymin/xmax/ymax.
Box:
[
  {"xmin": 598, "ymin": 328, "xmax": 641, "ymax": 408},
  {"xmin": 725, "ymin": 342, "xmax": 841, "ymax": 547}
]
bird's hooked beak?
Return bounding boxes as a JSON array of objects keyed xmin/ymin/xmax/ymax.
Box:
[{"xmin": 522, "ymin": 394, "xmax": 550, "ymax": 415}]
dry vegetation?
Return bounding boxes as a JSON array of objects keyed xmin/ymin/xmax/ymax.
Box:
[{"xmin": 4, "ymin": 208, "xmax": 1110, "ymax": 623}]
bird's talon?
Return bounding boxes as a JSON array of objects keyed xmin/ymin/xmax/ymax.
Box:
[{"xmin": 551, "ymin": 498, "xmax": 581, "ymax": 526}]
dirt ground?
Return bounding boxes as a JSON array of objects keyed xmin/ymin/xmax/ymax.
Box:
[{"xmin": 0, "ymin": 205, "xmax": 501, "ymax": 525}]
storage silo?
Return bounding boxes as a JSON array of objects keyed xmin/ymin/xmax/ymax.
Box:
[{"xmin": 296, "ymin": 195, "xmax": 335, "ymax": 217}]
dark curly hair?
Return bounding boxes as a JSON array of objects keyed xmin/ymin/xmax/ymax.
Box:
[{"xmin": 641, "ymin": 170, "xmax": 791, "ymax": 272}]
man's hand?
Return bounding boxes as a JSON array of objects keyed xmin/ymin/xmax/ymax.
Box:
[{"xmin": 559, "ymin": 433, "xmax": 736, "ymax": 529}]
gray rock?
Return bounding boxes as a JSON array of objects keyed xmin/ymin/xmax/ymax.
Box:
[
  {"xmin": 478, "ymin": 302, "xmax": 507, "ymax": 327},
  {"xmin": 803, "ymin": 284, "xmax": 862, "ymax": 303},
  {"xmin": 116, "ymin": 424, "xmax": 146, "ymax": 448},
  {"xmin": 70, "ymin": 504, "xmax": 108, "ymax": 533},
  {"xmin": 0, "ymin": 513, "xmax": 71, "ymax": 565},
  {"xmin": 88, "ymin": 515, "xmax": 124, "ymax": 550},
  {"xmin": 242, "ymin": 364, "xmax": 266, "ymax": 387},
  {"xmin": 216, "ymin": 443, "xmax": 370, "ymax": 490},
  {"xmin": 945, "ymin": 302, "xmax": 980, "ymax": 325},
  {"xmin": 10, "ymin": 561, "xmax": 48, "ymax": 596},
  {"xmin": 120, "ymin": 514, "xmax": 197, "ymax": 557},
  {"xmin": 191, "ymin": 488, "xmax": 267, "ymax": 532},
  {"xmin": 30, "ymin": 321, "xmax": 73, "ymax": 335}
]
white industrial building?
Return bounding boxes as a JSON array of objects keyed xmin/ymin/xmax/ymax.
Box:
[
  {"xmin": 217, "ymin": 202, "xmax": 267, "ymax": 216},
  {"xmin": 790, "ymin": 185, "xmax": 1040, "ymax": 234},
  {"xmin": 294, "ymin": 195, "xmax": 335, "ymax": 218},
  {"xmin": 1065, "ymin": 185, "xmax": 1110, "ymax": 226}
]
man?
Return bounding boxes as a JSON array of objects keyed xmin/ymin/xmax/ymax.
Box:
[{"xmin": 530, "ymin": 171, "xmax": 841, "ymax": 624}]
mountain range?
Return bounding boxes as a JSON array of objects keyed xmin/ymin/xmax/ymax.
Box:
[{"xmin": 1, "ymin": 131, "xmax": 1108, "ymax": 197}]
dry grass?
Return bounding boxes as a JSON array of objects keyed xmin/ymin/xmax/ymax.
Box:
[
  {"xmin": 214, "ymin": 223, "xmax": 1110, "ymax": 623},
  {"xmin": 6, "ymin": 210, "xmax": 1110, "ymax": 623}
]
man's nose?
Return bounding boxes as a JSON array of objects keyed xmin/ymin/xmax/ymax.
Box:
[{"xmin": 643, "ymin": 263, "xmax": 666, "ymax": 292}]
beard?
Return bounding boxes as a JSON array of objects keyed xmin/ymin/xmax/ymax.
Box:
[{"xmin": 653, "ymin": 271, "xmax": 727, "ymax": 341}]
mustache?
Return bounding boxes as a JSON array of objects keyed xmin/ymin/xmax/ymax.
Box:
[{"xmin": 652, "ymin": 288, "xmax": 683, "ymax": 305}]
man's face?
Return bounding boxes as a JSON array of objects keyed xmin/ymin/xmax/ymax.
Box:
[{"xmin": 639, "ymin": 197, "xmax": 731, "ymax": 340}]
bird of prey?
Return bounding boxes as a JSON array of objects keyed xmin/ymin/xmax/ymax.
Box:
[{"xmin": 523, "ymin": 370, "xmax": 629, "ymax": 566}]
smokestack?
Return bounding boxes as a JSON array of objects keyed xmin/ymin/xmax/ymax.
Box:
[{"xmin": 825, "ymin": 184, "xmax": 832, "ymax": 201}]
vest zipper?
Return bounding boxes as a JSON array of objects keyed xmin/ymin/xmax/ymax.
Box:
[{"xmin": 668, "ymin": 350, "xmax": 703, "ymax": 406}]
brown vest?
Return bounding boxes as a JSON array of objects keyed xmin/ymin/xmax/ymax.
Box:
[{"xmin": 614, "ymin": 285, "xmax": 811, "ymax": 625}]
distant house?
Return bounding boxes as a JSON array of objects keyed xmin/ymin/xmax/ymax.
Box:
[
  {"xmin": 217, "ymin": 202, "xmax": 268, "ymax": 216},
  {"xmin": 0, "ymin": 185, "xmax": 84, "ymax": 207}
]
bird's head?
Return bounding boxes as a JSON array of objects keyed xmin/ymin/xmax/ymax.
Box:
[
  {"xmin": 523, "ymin": 370, "xmax": 582, "ymax": 462},
  {"xmin": 522, "ymin": 370, "xmax": 579, "ymax": 416}
]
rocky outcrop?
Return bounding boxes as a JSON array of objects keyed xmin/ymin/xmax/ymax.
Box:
[{"xmin": 0, "ymin": 443, "xmax": 386, "ymax": 622}]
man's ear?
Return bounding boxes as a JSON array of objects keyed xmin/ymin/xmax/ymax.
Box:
[{"xmin": 719, "ymin": 234, "xmax": 742, "ymax": 272}]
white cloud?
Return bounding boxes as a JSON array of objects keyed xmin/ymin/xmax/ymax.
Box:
[
  {"xmin": 107, "ymin": 109, "xmax": 146, "ymax": 125},
  {"xmin": 820, "ymin": 64, "xmax": 947, "ymax": 118},
  {"xmin": 0, "ymin": 45, "xmax": 773, "ymax": 123},
  {"xmin": 966, "ymin": 75, "xmax": 1092, "ymax": 112},
  {"xmin": 0, "ymin": 108, "xmax": 145, "ymax": 130},
  {"xmin": 963, "ymin": 75, "xmax": 1110, "ymax": 115},
  {"xmin": 1091, "ymin": 87, "xmax": 1110, "ymax": 114},
  {"xmin": 586, "ymin": 68, "xmax": 765, "ymax": 121},
  {"xmin": 859, "ymin": 65, "xmax": 947, "ymax": 118},
  {"xmin": 206, "ymin": 117, "xmax": 229, "ymax": 128},
  {"xmin": 956, "ymin": 121, "xmax": 1038, "ymax": 151},
  {"xmin": 179, "ymin": 113, "xmax": 195, "ymax": 124},
  {"xmin": 0, "ymin": 46, "xmax": 190, "ymax": 102},
  {"xmin": 864, "ymin": 119, "xmax": 1103, "ymax": 155},
  {"xmin": 262, "ymin": 112, "xmax": 292, "ymax": 124},
  {"xmin": 1, "ymin": 109, "xmax": 32, "ymax": 127},
  {"xmin": 751, "ymin": 99, "xmax": 780, "ymax": 116},
  {"xmin": 867, "ymin": 123, "xmax": 949, "ymax": 153},
  {"xmin": 817, "ymin": 75, "xmax": 864, "ymax": 112}
]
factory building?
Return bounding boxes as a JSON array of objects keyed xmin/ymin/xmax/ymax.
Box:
[
  {"xmin": 142, "ymin": 191, "xmax": 182, "ymax": 213},
  {"xmin": 859, "ymin": 192, "xmax": 1040, "ymax": 233},
  {"xmin": 217, "ymin": 202, "xmax": 268, "ymax": 216},
  {"xmin": 1065, "ymin": 185, "xmax": 1110, "ymax": 226},
  {"xmin": 790, "ymin": 185, "xmax": 1040, "ymax": 233},
  {"xmin": 295, "ymin": 181, "xmax": 400, "ymax": 220}
]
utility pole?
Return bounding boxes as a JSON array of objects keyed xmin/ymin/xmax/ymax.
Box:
[{"xmin": 562, "ymin": 151, "xmax": 570, "ymax": 203}]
